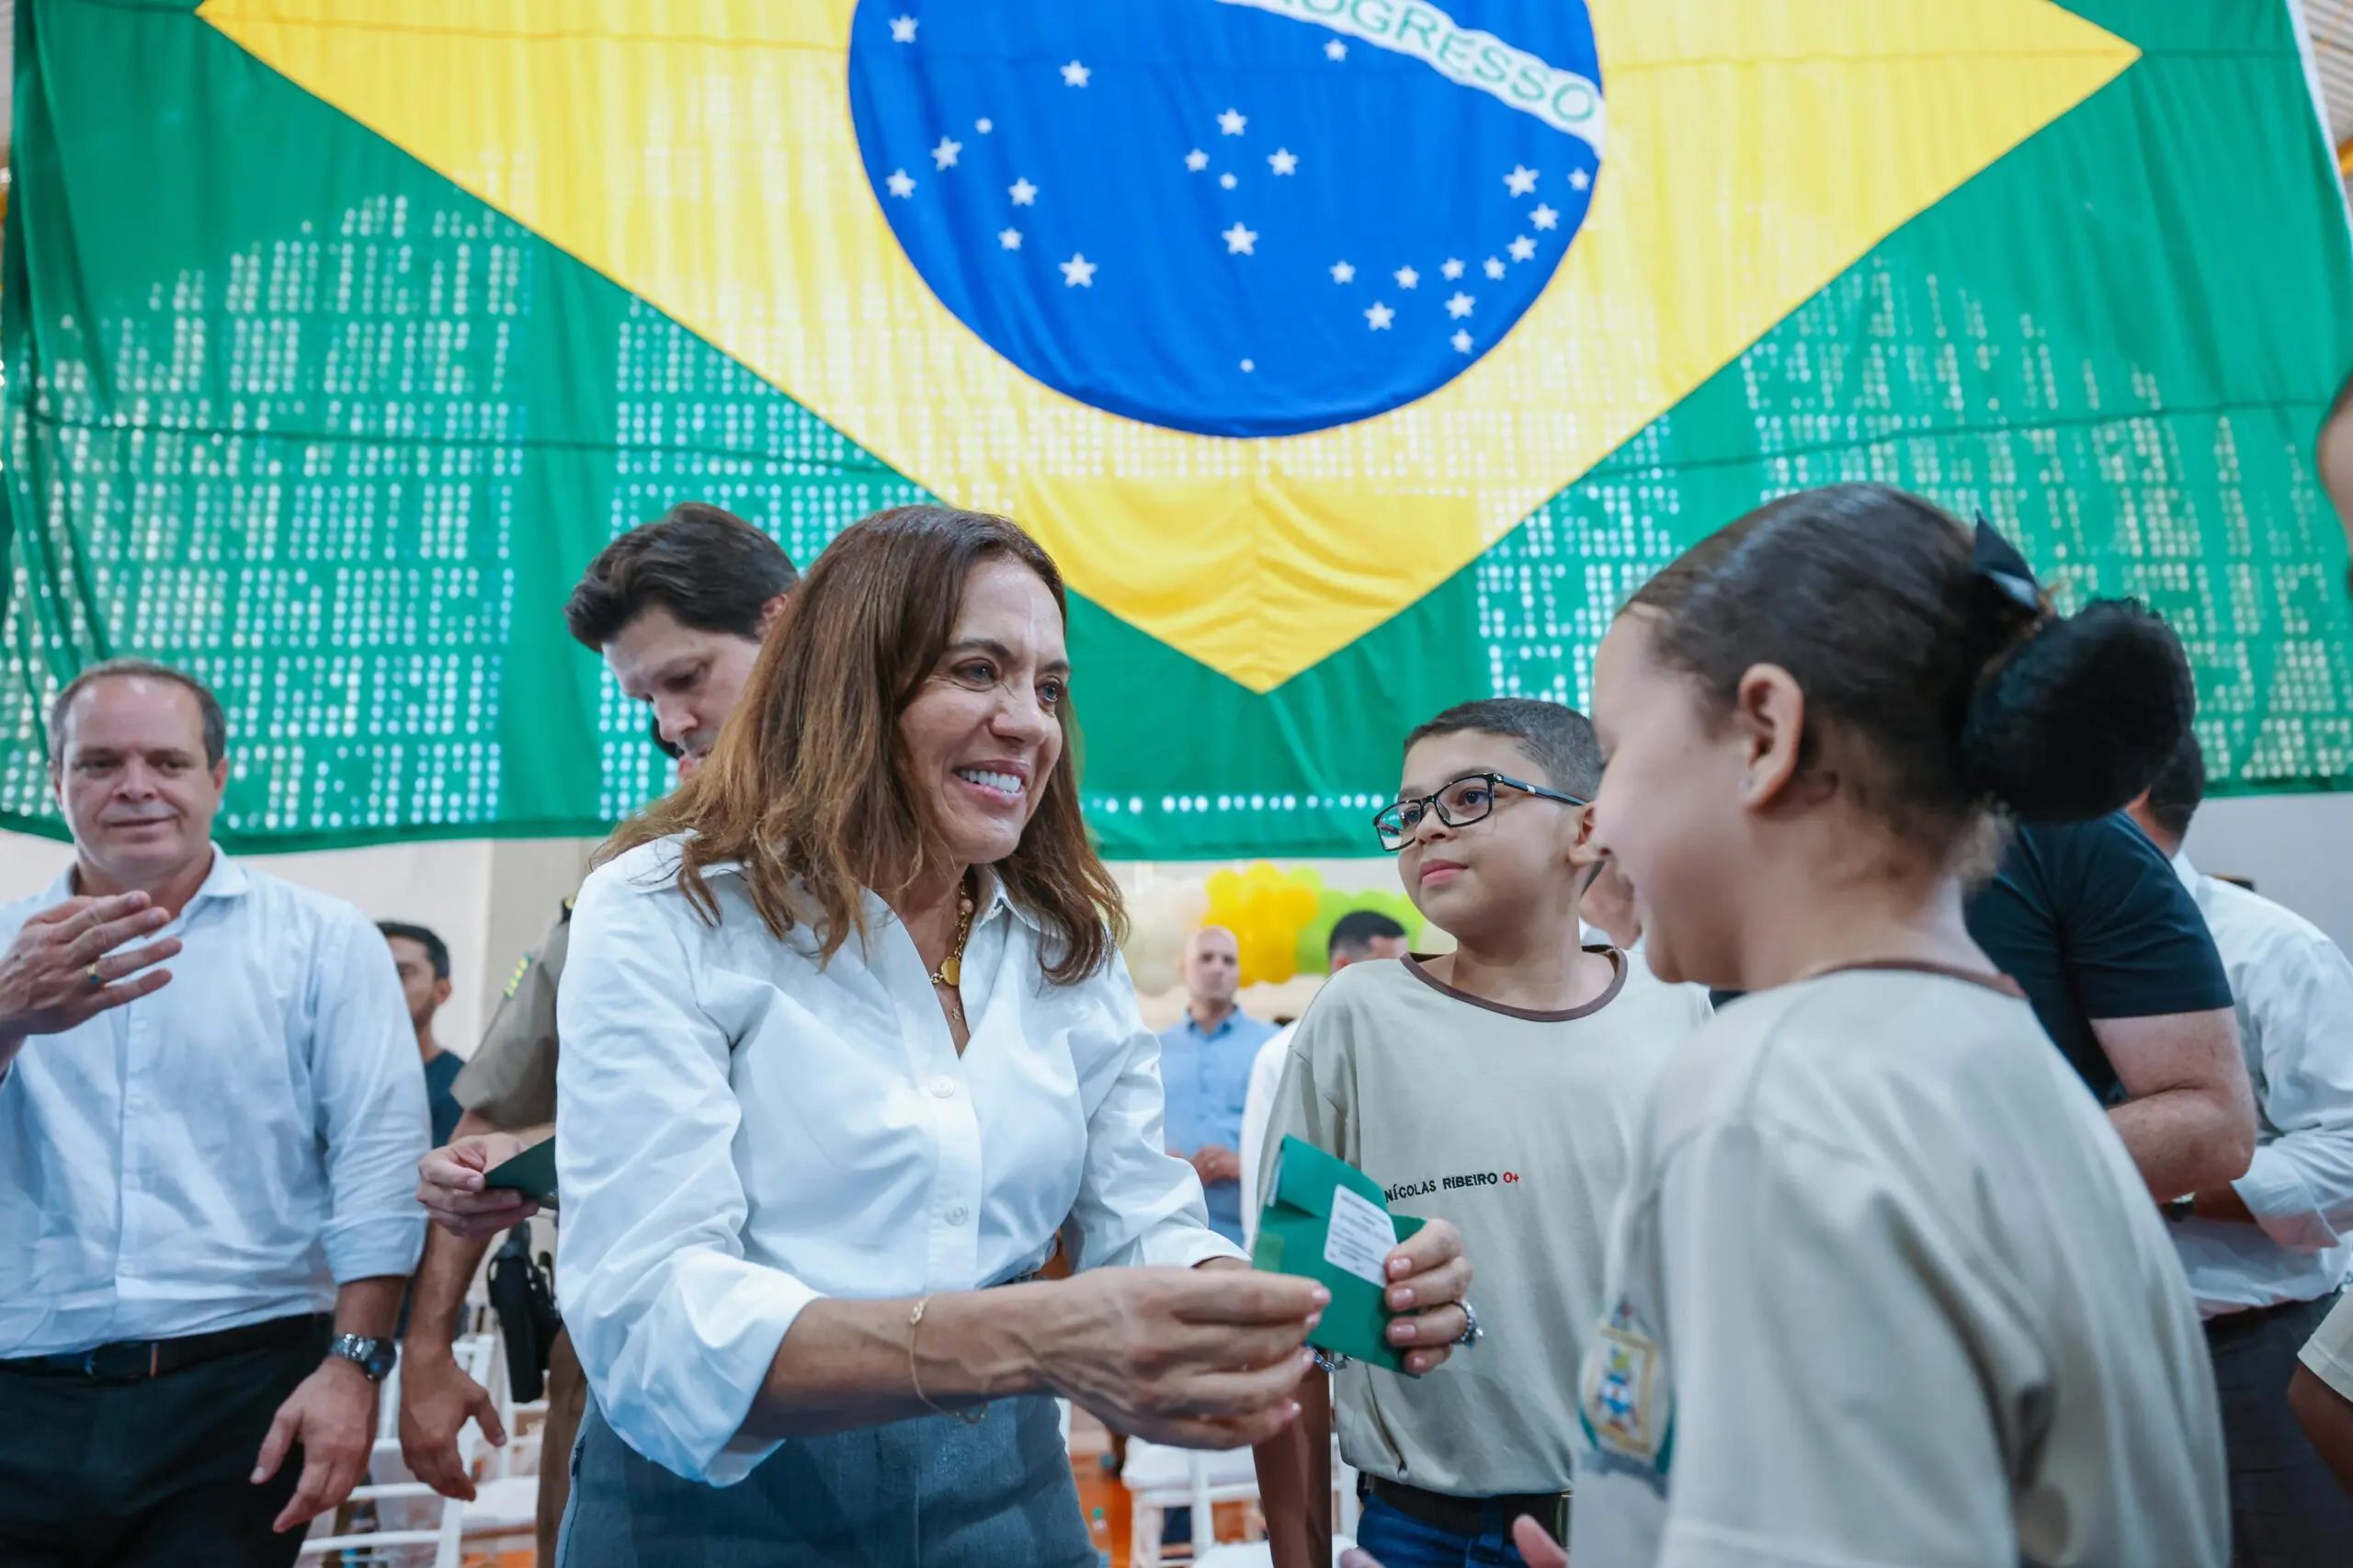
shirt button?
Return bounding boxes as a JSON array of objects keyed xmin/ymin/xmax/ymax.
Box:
[
  {"xmin": 929, "ymin": 1076, "xmax": 956, "ymax": 1098},
  {"xmin": 945, "ymin": 1204, "xmax": 971, "ymax": 1225}
]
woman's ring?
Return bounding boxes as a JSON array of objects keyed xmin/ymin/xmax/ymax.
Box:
[{"xmin": 85, "ymin": 961, "xmax": 105, "ymax": 990}]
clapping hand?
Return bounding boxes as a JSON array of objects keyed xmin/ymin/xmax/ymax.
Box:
[{"xmin": 0, "ymin": 893, "xmax": 179, "ymax": 1051}]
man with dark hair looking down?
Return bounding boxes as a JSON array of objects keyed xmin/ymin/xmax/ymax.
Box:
[{"xmin": 398, "ymin": 502, "xmax": 797, "ymax": 1562}]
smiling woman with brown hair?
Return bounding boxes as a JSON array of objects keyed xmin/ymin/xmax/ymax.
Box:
[{"xmin": 551, "ymin": 505, "xmax": 1470, "ymax": 1566}]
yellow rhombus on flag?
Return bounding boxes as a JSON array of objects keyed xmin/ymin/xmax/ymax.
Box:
[{"xmin": 202, "ymin": 0, "xmax": 2136, "ymax": 692}]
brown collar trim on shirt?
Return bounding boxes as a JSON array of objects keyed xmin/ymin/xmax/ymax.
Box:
[
  {"xmin": 1402, "ymin": 946, "xmax": 1628, "ymax": 1022},
  {"xmin": 1803, "ymin": 959, "xmax": 2025, "ymax": 999}
]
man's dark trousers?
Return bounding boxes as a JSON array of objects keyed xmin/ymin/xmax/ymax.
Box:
[
  {"xmin": 0, "ymin": 1317, "xmax": 331, "ymax": 1567},
  {"xmin": 2209, "ymin": 1290, "xmax": 2353, "ymax": 1567}
]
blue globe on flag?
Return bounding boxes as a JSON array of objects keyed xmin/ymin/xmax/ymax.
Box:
[{"xmin": 848, "ymin": 0, "xmax": 1605, "ymax": 438}]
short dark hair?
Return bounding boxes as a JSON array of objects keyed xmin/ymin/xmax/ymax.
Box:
[
  {"xmin": 2142, "ymin": 735, "xmax": 2207, "ymax": 843},
  {"xmin": 49, "ymin": 658, "xmax": 228, "ymax": 768},
  {"xmin": 1328, "ymin": 909, "xmax": 1407, "ymax": 962},
  {"xmin": 1404, "ymin": 698, "xmax": 1603, "ymax": 798},
  {"xmin": 563, "ymin": 502, "xmax": 800, "ymax": 651},
  {"xmin": 378, "ymin": 921, "xmax": 450, "ymax": 981}
]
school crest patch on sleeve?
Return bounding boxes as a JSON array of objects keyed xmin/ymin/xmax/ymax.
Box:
[{"xmin": 1579, "ymin": 1300, "xmax": 1673, "ymax": 1472}]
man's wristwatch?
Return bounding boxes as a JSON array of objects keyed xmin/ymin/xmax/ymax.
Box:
[
  {"xmin": 2163, "ymin": 1194, "xmax": 2197, "ymax": 1224},
  {"xmin": 328, "ymin": 1334, "xmax": 397, "ymax": 1382}
]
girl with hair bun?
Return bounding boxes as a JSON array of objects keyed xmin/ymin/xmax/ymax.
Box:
[{"xmin": 1558, "ymin": 486, "xmax": 2227, "ymax": 1565}]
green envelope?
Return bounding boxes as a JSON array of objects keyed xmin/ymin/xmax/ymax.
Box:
[
  {"xmin": 482, "ymin": 1138, "xmax": 559, "ymax": 1207},
  {"xmin": 1252, "ymin": 1136, "xmax": 1425, "ymax": 1373}
]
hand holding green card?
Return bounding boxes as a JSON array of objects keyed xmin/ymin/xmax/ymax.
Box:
[
  {"xmin": 482, "ymin": 1137, "xmax": 559, "ymax": 1209},
  {"xmin": 1252, "ymin": 1136, "xmax": 1424, "ymax": 1373}
]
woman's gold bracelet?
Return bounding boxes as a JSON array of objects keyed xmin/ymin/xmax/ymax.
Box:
[{"xmin": 906, "ymin": 1295, "xmax": 987, "ymax": 1425}]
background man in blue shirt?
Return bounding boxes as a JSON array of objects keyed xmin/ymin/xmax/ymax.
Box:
[
  {"xmin": 1158, "ymin": 925, "xmax": 1277, "ymax": 1244},
  {"xmin": 381, "ymin": 921, "xmax": 463, "ymax": 1149}
]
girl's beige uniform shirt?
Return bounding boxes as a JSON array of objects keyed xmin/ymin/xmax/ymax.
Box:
[{"xmin": 1572, "ymin": 964, "xmax": 2227, "ymax": 1567}]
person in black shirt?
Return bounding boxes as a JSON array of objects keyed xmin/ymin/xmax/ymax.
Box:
[{"xmin": 1964, "ymin": 812, "xmax": 2253, "ymax": 1199}]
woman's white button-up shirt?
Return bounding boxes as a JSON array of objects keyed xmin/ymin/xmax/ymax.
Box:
[{"xmin": 555, "ymin": 838, "xmax": 1241, "ymax": 1483}]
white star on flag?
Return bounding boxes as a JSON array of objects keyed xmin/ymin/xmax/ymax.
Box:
[
  {"xmin": 1186, "ymin": 149, "xmax": 1209, "ymax": 172},
  {"xmin": 1222, "ymin": 222, "xmax": 1259, "ymax": 256},
  {"xmin": 1008, "ymin": 177, "xmax": 1038, "ymax": 205},
  {"xmin": 1329, "ymin": 260, "xmax": 1356, "ymax": 283},
  {"xmin": 1483, "ymin": 256, "xmax": 1506, "ymax": 279},
  {"xmin": 1530, "ymin": 203, "xmax": 1559, "ymax": 231},
  {"xmin": 1366, "ymin": 301, "xmax": 1394, "ymax": 330},
  {"xmin": 998, "ymin": 228, "xmax": 1022, "ymax": 250},
  {"xmin": 1569, "ymin": 168, "xmax": 1592, "ymax": 190},
  {"xmin": 1325, "ymin": 39, "xmax": 1347, "ymax": 60},
  {"xmin": 885, "ymin": 169, "xmax": 916, "ymax": 199},
  {"xmin": 1393, "ymin": 266, "xmax": 1419, "ymax": 289},
  {"xmin": 1508, "ymin": 234, "xmax": 1537, "ymax": 262},
  {"xmin": 1061, "ymin": 60, "xmax": 1091, "ymax": 87},
  {"xmin": 1440, "ymin": 258, "xmax": 1465, "ymax": 280},
  {"xmin": 976, "ymin": 118, "xmax": 994, "ymax": 134},
  {"xmin": 1268, "ymin": 148, "xmax": 1299, "ymax": 176},
  {"xmin": 1240, "ymin": 358, "xmax": 1256, "ymax": 372},
  {"xmin": 1220, "ymin": 173, "xmax": 1237, "ymax": 189},
  {"xmin": 1505, "ymin": 165, "xmax": 1540, "ymax": 197},
  {"xmin": 1446, "ymin": 291, "xmax": 1474, "ymax": 318},
  {"xmin": 889, "ymin": 15, "xmax": 917, "ymax": 43},
  {"xmin": 931, "ymin": 136, "xmax": 962, "ymax": 170},
  {"xmin": 1219, "ymin": 108, "xmax": 1248, "ymax": 136},
  {"xmin": 1060, "ymin": 253, "xmax": 1097, "ymax": 287},
  {"xmin": 1452, "ymin": 329, "xmax": 1474, "ymax": 354}
]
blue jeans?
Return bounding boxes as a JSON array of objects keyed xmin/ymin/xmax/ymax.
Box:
[{"xmin": 1353, "ymin": 1494, "xmax": 1530, "ymax": 1568}]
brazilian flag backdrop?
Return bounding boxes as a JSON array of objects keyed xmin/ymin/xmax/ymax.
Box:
[{"xmin": 4, "ymin": 0, "xmax": 2351, "ymax": 856}]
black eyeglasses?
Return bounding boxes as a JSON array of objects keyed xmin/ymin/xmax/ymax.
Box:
[{"xmin": 1372, "ymin": 772, "xmax": 1588, "ymax": 852}]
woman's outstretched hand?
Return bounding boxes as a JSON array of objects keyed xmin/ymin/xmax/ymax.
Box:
[{"xmin": 1038, "ymin": 1266, "xmax": 1328, "ymax": 1449}]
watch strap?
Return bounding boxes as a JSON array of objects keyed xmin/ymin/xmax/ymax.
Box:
[{"xmin": 328, "ymin": 1333, "xmax": 396, "ymax": 1381}]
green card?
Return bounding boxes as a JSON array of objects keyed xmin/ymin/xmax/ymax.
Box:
[
  {"xmin": 1252, "ymin": 1136, "xmax": 1425, "ymax": 1373},
  {"xmin": 482, "ymin": 1138, "xmax": 559, "ymax": 1206}
]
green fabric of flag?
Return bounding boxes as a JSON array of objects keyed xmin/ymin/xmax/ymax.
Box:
[{"xmin": 4, "ymin": 0, "xmax": 2349, "ymax": 856}]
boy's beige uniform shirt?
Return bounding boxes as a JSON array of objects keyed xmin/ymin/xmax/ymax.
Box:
[
  {"xmin": 1572, "ymin": 965, "xmax": 2227, "ymax": 1567},
  {"xmin": 1258, "ymin": 950, "xmax": 1711, "ymax": 1496}
]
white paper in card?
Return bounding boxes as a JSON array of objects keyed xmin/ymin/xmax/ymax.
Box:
[{"xmin": 1324, "ymin": 1185, "xmax": 1399, "ymax": 1287}]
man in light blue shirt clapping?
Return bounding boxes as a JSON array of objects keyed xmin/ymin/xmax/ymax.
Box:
[
  {"xmin": 1157, "ymin": 926, "xmax": 1277, "ymax": 1245},
  {"xmin": 0, "ymin": 660, "xmax": 428, "ymax": 1565}
]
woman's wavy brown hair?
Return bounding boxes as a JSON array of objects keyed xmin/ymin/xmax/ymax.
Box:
[{"xmin": 601, "ymin": 506, "xmax": 1125, "ymax": 984}]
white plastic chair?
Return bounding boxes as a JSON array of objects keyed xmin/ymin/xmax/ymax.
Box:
[
  {"xmin": 1124, "ymin": 1437, "xmax": 1262, "ymax": 1567},
  {"xmin": 1139, "ymin": 1431, "xmax": 1364, "ymax": 1553},
  {"xmin": 457, "ymin": 1320, "xmax": 548, "ymax": 1555}
]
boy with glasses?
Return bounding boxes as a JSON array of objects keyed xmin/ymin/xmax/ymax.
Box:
[{"xmin": 1254, "ymin": 699, "xmax": 1711, "ymax": 1568}]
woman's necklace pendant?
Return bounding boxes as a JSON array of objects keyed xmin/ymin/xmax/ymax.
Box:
[{"xmin": 937, "ymin": 953, "xmax": 961, "ymax": 988}]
